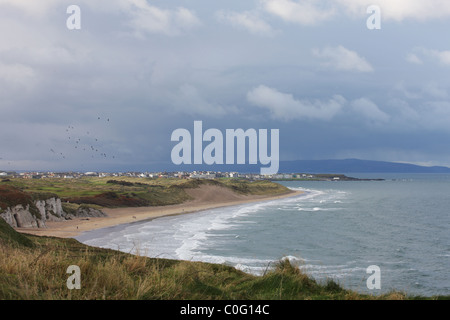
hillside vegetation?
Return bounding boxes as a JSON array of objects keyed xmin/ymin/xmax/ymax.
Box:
[{"xmin": 0, "ymin": 177, "xmax": 291, "ymax": 209}]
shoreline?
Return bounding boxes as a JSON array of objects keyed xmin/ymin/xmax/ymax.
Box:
[{"xmin": 17, "ymin": 188, "xmax": 304, "ymax": 239}]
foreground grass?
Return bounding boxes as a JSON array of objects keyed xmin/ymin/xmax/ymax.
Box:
[
  {"xmin": 0, "ymin": 238, "xmax": 403, "ymax": 300},
  {"xmin": 1, "ymin": 219, "xmax": 437, "ymax": 300}
]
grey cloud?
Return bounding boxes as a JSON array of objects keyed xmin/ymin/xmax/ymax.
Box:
[
  {"xmin": 261, "ymin": 0, "xmax": 336, "ymax": 25},
  {"xmin": 351, "ymin": 98, "xmax": 390, "ymax": 124},
  {"xmin": 247, "ymin": 85, "xmax": 346, "ymax": 121},
  {"xmin": 312, "ymin": 46, "xmax": 374, "ymax": 73},
  {"xmin": 215, "ymin": 10, "xmax": 277, "ymax": 37}
]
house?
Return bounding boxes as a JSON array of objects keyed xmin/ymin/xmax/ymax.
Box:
[{"xmin": 189, "ymin": 172, "xmax": 216, "ymax": 179}]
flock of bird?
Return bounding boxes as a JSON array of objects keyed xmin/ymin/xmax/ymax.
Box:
[
  {"xmin": 0, "ymin": 116, "xmax": 119, "ymax": 168},
  {"xmin": 49, "ymin": 116, "xmax": 116, "ymax": 162}
]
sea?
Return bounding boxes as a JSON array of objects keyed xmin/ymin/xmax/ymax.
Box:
[{"xmin": 75, "ymin": 173, "xmax": 450, "ymax": 297}]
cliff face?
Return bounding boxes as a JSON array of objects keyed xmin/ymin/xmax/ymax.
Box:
[
  {"xmin": 1, "ymin": 204, "xmax": 43, "ymax": 228},
  {"xmin": 0, "ymin": 197, "xmax": 106, "ymax": 229}
]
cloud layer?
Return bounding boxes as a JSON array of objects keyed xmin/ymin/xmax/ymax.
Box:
[{"xmin": 1, "ymin": 0, "xmax": 450, "ymax": 170}]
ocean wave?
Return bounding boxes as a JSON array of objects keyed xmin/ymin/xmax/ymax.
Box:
[
  {"xmin": 296, "ymin": 207, "xmax": 342, "ymax": 212},
  {"xmin": 300, "ymin": 265, "xmax": 368, "ymax": 279}
]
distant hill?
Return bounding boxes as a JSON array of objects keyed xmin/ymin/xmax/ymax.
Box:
[
  {"xmin": 148, "ymin": 159, "xmax": 450, "ymax": 174},
  {"xmin": 279, "ymin": 159, "xmax": 450, "ymax": 174}
]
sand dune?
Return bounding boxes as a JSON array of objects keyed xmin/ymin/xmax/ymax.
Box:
[{"xmin": 17, "ymin": 185, "xmax": 303, "ymax": 238}]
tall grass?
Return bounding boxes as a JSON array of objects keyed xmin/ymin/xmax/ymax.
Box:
[{"xmin": 0, "ymin": 232, "xmax": 415, "ymax": 300}]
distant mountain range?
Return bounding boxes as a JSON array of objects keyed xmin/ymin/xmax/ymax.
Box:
[
  {"xmin": 150, "ymin": 158, "xmax": 450, "ymax": 174},
  {"xmin": 278, "ymin": 159, "xmax": 450, "ymax": 174}
]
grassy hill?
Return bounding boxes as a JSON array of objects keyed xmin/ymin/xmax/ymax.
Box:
[
  {"xmin": 0, "ymin": 177, "xmax": 291, "ymax": 209},
  {"xmin": 0, "ymin": 218, "xmax": 34, "ymax": 248}
]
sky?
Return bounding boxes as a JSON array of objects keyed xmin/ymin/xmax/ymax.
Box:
[{"xmin": 1, "ymin": 0, "xmax": 450, "ymax": 172}]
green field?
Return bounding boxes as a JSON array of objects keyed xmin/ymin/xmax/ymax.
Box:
[{"xmin": 0, "ymin": 177, "xmax": 291, "ymax": 209}]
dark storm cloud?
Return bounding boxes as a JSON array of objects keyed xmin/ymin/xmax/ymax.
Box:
[{"xmin": 1, "ymin": 0, "xmax": 450, "ymax": 171}]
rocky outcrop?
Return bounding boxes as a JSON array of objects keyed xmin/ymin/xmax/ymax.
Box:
[
  {"xmin": 73, "ymin": 206, "xmax": 107, "ymax": 218},
  {"xmin": 0, "ymin": 197, "xmax": 106, "ymax": 229},
  {"xmin": 1, "ymin": 204, "xmax": 42, "ymax": 228}
]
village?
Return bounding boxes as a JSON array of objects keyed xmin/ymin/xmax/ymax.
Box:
[{"xmin": 0, "ymin": 170, "xmax": 358, "ymax": 181}]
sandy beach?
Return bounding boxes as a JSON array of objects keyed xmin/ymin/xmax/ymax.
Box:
[{"xmin": 17, "ymin": 185, "xmax": 304, "ymax": 238}]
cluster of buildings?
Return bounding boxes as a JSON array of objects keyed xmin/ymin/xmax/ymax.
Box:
[{"xmin": 0, "ymin": 170, "xmax": 326, "ymax": 181}]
